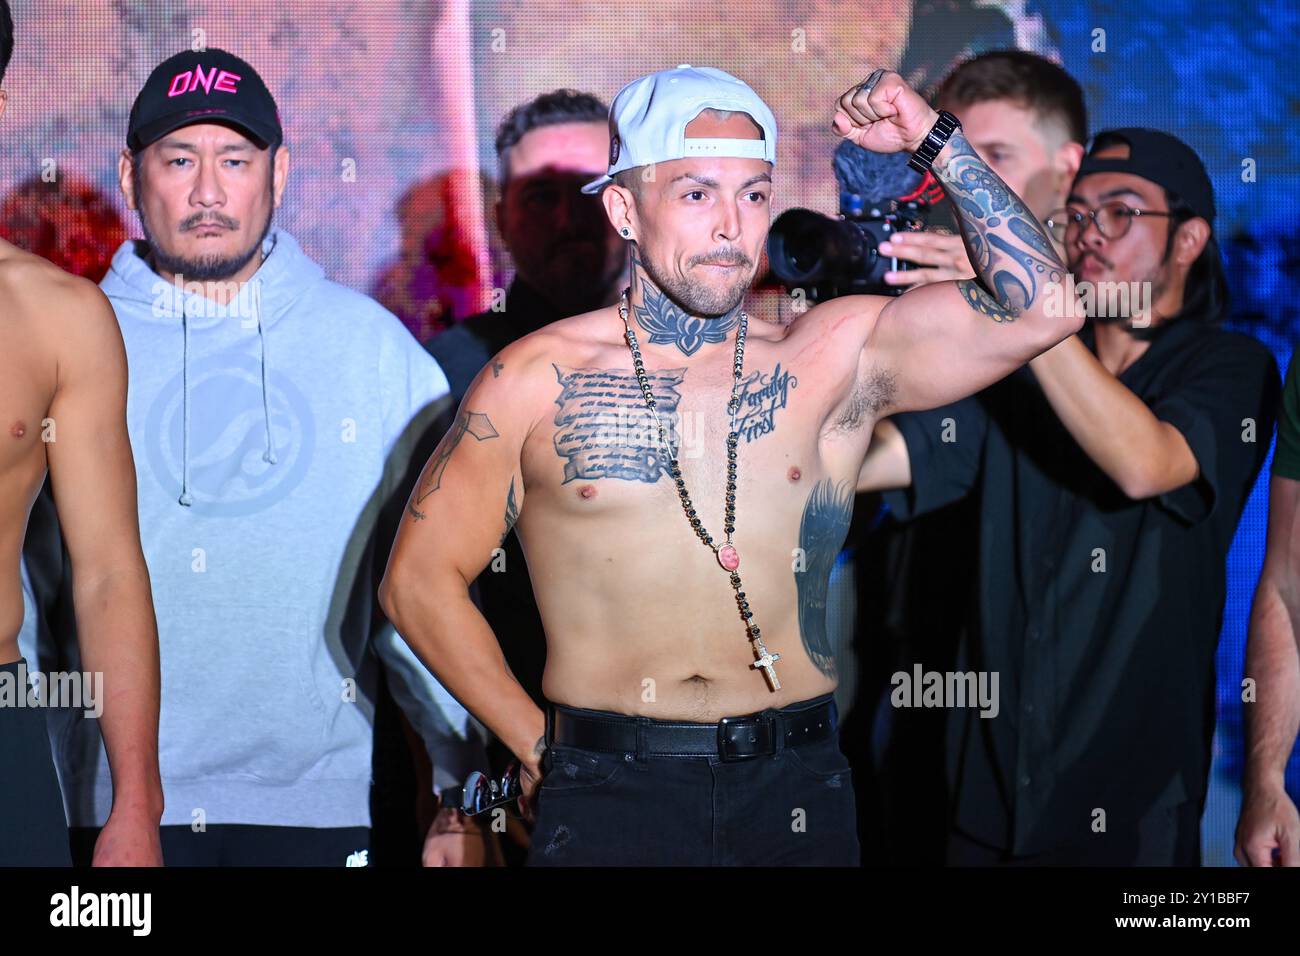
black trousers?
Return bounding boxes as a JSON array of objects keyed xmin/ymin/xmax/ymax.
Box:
[
  {"xmin": 947, "ymin": 800, "xmax": 1202, "ymax": 866},
  {"xmin": 0, "ymin": 659, "xmax": 72, "ymax": 866},
  {"xmin": 527, "ymin": 694, "xmax": 861, "ymax": 866},
  {"xmin": 70, "ymin": 824, "xmax": 371, "ymax": 866}
]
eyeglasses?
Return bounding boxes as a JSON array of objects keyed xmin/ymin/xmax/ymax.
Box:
[{"xmin": 1045, "ymin": 201, "xmax": 1175, "ymax": 244}]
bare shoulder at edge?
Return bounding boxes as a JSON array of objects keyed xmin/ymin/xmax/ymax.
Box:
[
  {"xmin": 0, "ymin": 239, "xmax": 115, "ymax": 336},
  {"xmin": 0, "ymin": 241, "xmax": 121, "ymax": 389}
]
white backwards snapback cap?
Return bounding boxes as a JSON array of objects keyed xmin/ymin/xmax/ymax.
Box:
[{"xmin": 581, "ymin": 64, "xmax": 778, "ymax": 194}]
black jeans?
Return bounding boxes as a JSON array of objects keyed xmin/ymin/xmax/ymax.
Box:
[{"xmin": 527, "ymin": 693, "xmax": 861, "ymax": 866}]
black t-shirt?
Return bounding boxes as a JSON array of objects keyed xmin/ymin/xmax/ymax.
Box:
[{"xmin": 883, "ymin": 317, "xmax": 1280, "ymax": 855}]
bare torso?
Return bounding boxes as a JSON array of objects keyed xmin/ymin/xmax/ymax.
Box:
[
  {"xmin": 0, "ymin": 242, "xmax": 68, "ymax": 664},
  {"xmin": 508, "ymin": 296, "xmax": 882, "ymax": 720}
]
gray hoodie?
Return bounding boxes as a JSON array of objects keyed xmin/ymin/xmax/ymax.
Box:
[{"xmin": 27, "ymin": 228, "xmax": 485, "ymax": 829}]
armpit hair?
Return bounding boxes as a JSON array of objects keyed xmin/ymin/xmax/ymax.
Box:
[{"xmin": 832, "ymin": 364, "xmax": 898, "ymax": 433}]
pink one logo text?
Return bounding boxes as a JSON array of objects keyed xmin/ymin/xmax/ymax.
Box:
[{"xmin": 167, "ymin": 65, "xmax": 241, "ymax": 98}]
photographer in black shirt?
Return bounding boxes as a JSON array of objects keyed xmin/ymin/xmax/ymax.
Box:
[{"xmin": 861, "ymin": 128, "xmax": 1280, "ymax": 865}]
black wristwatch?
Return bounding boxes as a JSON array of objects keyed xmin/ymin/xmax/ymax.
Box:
[{"xmin": 908, "ymin": 110, "xmax": 961, "ymax": 174}]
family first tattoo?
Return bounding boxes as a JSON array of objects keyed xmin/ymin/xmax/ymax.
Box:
[
  {"xmin": 735, "ymin": 362, "xmax": 799, "ymax": 444},
  {"xmin": 407, "ymin": 409, "xmax": 500, "ymax": 520},
  {"xmin": 794, "ymin": 478, "xmax": 855, "ymax": 679},
  {"xmin": 937, "ymin": 130, "xmax": 1065, "ymax": 322}
]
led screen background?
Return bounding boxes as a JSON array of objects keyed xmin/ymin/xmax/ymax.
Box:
[{"xmin": 6, "ymin": 0, "xmax": 1297, "ymax": 865}]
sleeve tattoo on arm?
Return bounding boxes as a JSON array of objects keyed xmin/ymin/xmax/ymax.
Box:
[
  {"xmin": 937, "ymin": 130, "xmax": 1066, "ymax": 322},
  {"xmin": 407, "ymin": 409, "xmax": 500, "ymax": 520}
]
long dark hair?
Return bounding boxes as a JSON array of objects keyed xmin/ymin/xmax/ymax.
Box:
[{"xmin": 1164, "ymin": 189, "xmax": 1229, "ymax": 325}]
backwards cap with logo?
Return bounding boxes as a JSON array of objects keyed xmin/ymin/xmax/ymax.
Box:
[
  {"xmin": 128, "ymin": 48, "xmax": 283, "ymax": 153},
  {"xmin": 1077, "ymin": 128, "xmax": 1216, "ymax": 224},
  {"xmin": 581, "ymin": 64, "xmax": 777, "ymax": 195}
]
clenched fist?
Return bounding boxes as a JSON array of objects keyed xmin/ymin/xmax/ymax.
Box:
[{"xmin": 832, "ymin": 69, "xmax": 940, "ymax": 155}]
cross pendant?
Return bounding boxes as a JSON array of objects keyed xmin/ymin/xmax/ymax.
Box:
[{"xmin": 751, "ymin": 649, "xmax": 782, "ymax": 692}]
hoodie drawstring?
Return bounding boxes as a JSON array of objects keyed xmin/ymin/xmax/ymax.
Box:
[
  {"xmin": 254, "ymin": 279, "xmax": 278, "ymax": 465},
  {"xmin": 178, "ymin": 300, "xmax": 194, "ymax": 507},
  {"xmin": 176, "ymin": 279, "xmax": 277, "ymax": 508}
]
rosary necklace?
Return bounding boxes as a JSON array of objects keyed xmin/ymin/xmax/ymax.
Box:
[{"xmin": 618, "ymin": 286, "xmax": 782, "ymax": 692}]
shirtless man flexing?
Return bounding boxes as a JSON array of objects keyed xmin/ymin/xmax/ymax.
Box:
[
  {"xmin": 0, "ymin": 0, "xmax": 162, "ymax": 865},
  {"xmin": 381, "ymin": 64, "xmax": 1082, "ymax": 865}
]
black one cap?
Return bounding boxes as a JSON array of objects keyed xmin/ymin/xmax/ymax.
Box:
[
  {"xmin": 1076, "ymin": 128, "xmax": 1215, "ymax": 223},
  {"xmin": 127, "ymin": 48, "xmax": 282, "ymax": 153}
]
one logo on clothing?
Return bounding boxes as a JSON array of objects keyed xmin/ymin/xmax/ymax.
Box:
[
  {"xmin": 144, "ymin": 353, "xmax": 317, "ymax": 517},
  {"xmin": 345, "ymin": 849, "xmax": 369, "ymax": 867},
  {"xmin": 168, "ymin": 65, "xmax": 241, "ymax": 97}
]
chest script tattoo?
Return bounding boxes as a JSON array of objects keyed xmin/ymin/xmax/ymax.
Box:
[
  {"xmin": 551, "ymin": 358, "xmax": 798, "ymax": 483},
  {"xmin": 552, "ymin": 364, "xmax": 686, "ymax": 484}
]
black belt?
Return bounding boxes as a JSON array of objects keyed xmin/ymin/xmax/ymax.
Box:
[{"xmin": 546, "ymin": 694, "xmax": 838, "ymax": 761}]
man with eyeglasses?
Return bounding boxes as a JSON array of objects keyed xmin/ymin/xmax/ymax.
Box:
[{"xmin": 859, "ymin": 128, "xmax": 1280, "ymax": 865}]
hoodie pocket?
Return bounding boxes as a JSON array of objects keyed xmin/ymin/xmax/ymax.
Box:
[{"xmin": 158, "ymin": 603, "xmax": 334, "ymax": 786}]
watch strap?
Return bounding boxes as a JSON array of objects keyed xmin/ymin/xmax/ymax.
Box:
[{"xmin": 908, "ymin": 109, "xmax": 961, "ymax": 174}]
